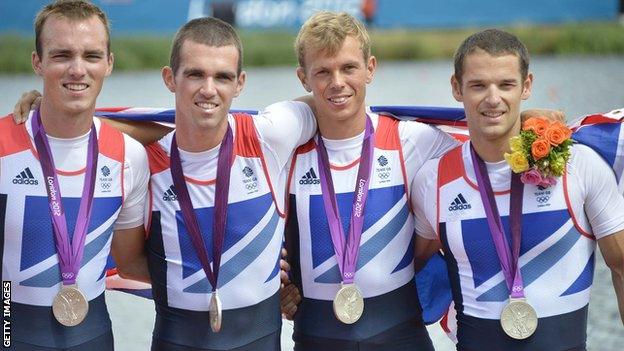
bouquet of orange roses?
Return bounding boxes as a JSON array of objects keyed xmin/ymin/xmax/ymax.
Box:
[{"xmin": 504, "ymin": 117, "xmax": 574, "ymax": 188}]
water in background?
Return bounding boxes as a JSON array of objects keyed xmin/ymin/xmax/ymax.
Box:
[{"xmin": 1, "ymin": 56, "xmax": 623, "ymax": 350}]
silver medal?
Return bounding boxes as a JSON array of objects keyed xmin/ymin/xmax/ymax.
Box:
[
  {"xmin": 209, "ymin": 290, "xmax": 223, "ymax": 333},
  {"xmin": 500, "ymin": 298, "xmax": 538, "ymax": 339},
  {"xmin": 52, "ymin": 285, "xmax": 89, "ymax": 327},
  {"xmin": 332, "ymin": 283, "xmax": 364, "ymax": 324}
]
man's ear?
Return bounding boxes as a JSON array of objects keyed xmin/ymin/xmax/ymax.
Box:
[
  {"xmin": 32, "ymin": 51, "xmax": 43, "ymax": 76},
  {"xmin": 296, "ymin": 67, "xmax": 311, "ymax": 92},
  {"xmin": 105, "ymin": 52, "xmax": 114, "ymax": 77},
  {"xmin": 161, "ymin": 66, "xmax": 176, "ymax": 93},
  {"xmin": 521, "ymin": 72, "xmax": 533, "ymax": 101},
  {"xmin": 234, "ymin": 70, "xmax": 246, "ymax": 98},
  {"xmin": 451, "ymin": 75, "xmax": 463, "ymax": 102},
  {"xmin": 365, "ymin": 55, "xmax": 377, "ymax": 84}
]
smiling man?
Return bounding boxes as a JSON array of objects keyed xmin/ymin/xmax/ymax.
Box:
[
  {"xmin": 412, "ymin": 29, "xmax": 624, "ymax": 350},
  {"xmin": 7, "ymin": 13, "xmax": 318, "ymax": 350},
  {"xmin": 143, "ymin": 17, "xmax": 316, "ymax": 351},
  {"xmin": 0, "ymin": 1, "xmax": 149, "ymax": 350},
  {"xmin": 282, "ymin": 11, "xmax": 459, "ymax": 350}
]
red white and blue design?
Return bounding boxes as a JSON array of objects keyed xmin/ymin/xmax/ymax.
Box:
[
  {"xmin": 95, "ymin": 106, "xmax": 624, "ymax": 330},
  {"xmin": 0, "ymin": 116, "xmax": 125, "ymax": 306}
]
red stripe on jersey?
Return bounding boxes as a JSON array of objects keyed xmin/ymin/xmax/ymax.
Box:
[
  {"xmin": 0, "ymin": 115, "xmax": 35, "ymax": 157},
  {"xmin": 98, "ymin": 120, "xmax": 125, "ymax": 163},
  {"xmin": 330, "ymin": 158, "xmax": 360, "ymax": 171},
  {"xmin": 438, "ymin": 146, "xmax": 464, "ymax": 188},
  {"xmin": 562, "ymin": 166, "xmax": 595, "ymax": 240},
  {"xmin": 374, "ymin": 115, "xmax": 401, "ymax": 150},
  {"xmin": 233, "ymin": 113, "xmax": 262, "ymax": 158},
  {"xmin": 234, "ymin": 113, "xmax": 285, "ymax": 218},
  {"xmin": 295, "ymin": 139, "xmax": 316, "ymax": 154},
  {"xmin": 146, "ymin": 142, "xmax": 170, "ymax": 175}
]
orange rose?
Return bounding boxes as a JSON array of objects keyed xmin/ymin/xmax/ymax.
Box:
[
  {"xmin": 531, "ymin": 138, "xmax": 550, "ymax": 160},
  {"xmin": 523, "ymin": 117, "xmax": 549, "ymax": 137},
  {"xmin": 544, "ymin": 121, "xmax": 572, "ymax": 146}
]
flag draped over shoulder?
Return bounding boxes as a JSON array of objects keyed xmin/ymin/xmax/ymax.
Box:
[
  {"xmin": 570, "ymin": 108, "xmax": 624, "ymax": 189},
  {"xmin": 99, "ymin": 106, "xmax": 624, "ymax": 329}
]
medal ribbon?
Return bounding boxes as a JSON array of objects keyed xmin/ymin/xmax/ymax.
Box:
[
  {"xmin": 31, "ymin": 108, "xmax": 98, "ymax": 286},
  {"xmin": 170, "ymin": 126, "xmax": 233, "ymax": 292},
  {"xmin": 470, "ymin": 144, "xmax": 525, "ymax": 298},
  {"xmin": 316, "ymin": 116, "xmax": 374, "ymax": 284}
]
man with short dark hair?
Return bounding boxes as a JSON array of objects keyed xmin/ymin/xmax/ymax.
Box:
[
  {"xmin": 143, "ymin": 17, "xmax": 316, "ymax": 350},
  {"xmin": 0, "ymin": 0, "xmax": 149, "ymax": 349},
  {"xmin": 412, "ymin": 29, "xmax": 624, "ymax": 350}
]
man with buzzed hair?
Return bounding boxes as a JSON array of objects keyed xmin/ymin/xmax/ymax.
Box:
[
  {"xmin": 282, "ymin": 11, "xmax": 458, "ymax": 350},
  {"xmin": 0, "ymin": 0, "xmax": 149, "ymax": 350},
  {"xmin": 143, "ymin": 17, "xmax": 316, "ymax": 350}
]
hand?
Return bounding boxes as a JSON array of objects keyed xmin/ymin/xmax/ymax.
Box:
[
  {"xmin": 13, "ymin": 90, "xmax": 42, "ymax": 124},
  {"xmin": 280, "ymin": 258, "xmax": 291, "ymax": 286},
  {"xmin": 280, "ymin": 282, "xmax": 301, "ymax": 320},
  {"xmin": 521, "ymin": 108, "xmax": 565, "ymax": 123},
  {"xmin": 279, "ymin": 248, "xmax": 291, "ymax": 286}
]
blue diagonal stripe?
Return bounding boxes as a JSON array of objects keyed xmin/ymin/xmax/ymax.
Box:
[
  {"xmin": 184, "ymin": 209, "xmax": 279, "ymax": 293},
  {"xmin": 265, "ymin": 245, "xmax": 281, "ymax": 283},
  {"xmin": 20, "ymin": 225, "xmax": 114, "ymax": 287},
  {"xmin": 477, "ymin": 225, "xmax": 581, "ymax": 301},
  {"xmin": 561, "ymin": 252, "xmax": 594, "ymax": 296},
  {"xmin": 20, "ymin": 196, "xmax": 121, "ymax": 271},
  {"xmin": 309, "ymin": 185, "xmax": 405, "ymax": 269},
  {"xmin": 392, "ymin": 232, "xmax": 415, "ymax": 273},
  {"xmin": 314, "ymin": 203, "xmax": 409, "ymax": 283},
  {"xmin": 177, "ymin": 193, "xmax": 273, "ymax": 279}
]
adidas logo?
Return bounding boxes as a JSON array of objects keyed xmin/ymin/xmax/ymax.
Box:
[
  {"xmin": 377, "ymin": 155, "xmax": 388, "ymax": 167},
  {"xmin": 12, "ymin": 167, "xmax": 38, "ymax": 185},
  {"xmin": 448, "ymin": 193, "xmax": 471, "ymax": 211},
  {"xmin": 163, "ymin": 185, "xmax": 178, "ymax": 201},
  {"xmin": 299, "ymin": 167, "xmax": 320, "ymax": 185},
  {"xmin": 242, "ymin": 166, "xmax": 254, "ymax": 177}
]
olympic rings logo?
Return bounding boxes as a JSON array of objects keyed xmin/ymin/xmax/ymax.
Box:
[
  {"xmin": 536, "ymin": 196, "xmax": 549, "ymax": 203},
  {"xmin": 378, "ymin": 172, "xmax": 390, "ymax": 179},
  {"xmin": 245, "ymin": 183, "xmax": 258, "ymax": 190}
]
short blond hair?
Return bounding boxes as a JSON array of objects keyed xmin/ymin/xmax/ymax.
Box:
[
  {"xmin": 295, "ymin": 11, "xmax": 370, "ymax": 68},
  {"xmin": 34, "ymin": 0, "xmax": 110, "ymax": 57}
]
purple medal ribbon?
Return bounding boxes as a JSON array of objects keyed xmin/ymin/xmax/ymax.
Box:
[
  {"xmin": 169, "ymin": 126, "xmax": 233, "ymax": 292},
  {"xmin": 470, "ymin": 144, "xmax": 525, "ymax": 298},
  {"xmin": 31, "ymin": 108, "xmax": 98, "ymax": 286},
  {"xmin": 316, "ymin": 116, "xmax": 374, "ymax": 284}
]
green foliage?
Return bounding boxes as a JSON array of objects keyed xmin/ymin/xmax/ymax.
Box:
[
  {"xmin": 110, "ymin": 36, "xmax": 170, "ymax": 71},
  {"xmin": 0, "ymin": 35, "xmax": 36, "ymax": 73},
  {"xmin": 1, "ymin": 22, "xmax": 622, "ymax": 74}
]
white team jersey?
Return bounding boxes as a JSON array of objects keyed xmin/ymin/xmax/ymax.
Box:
[
  {"xmin": 0, "ymin": 114, "xmax": 148, "ymax": 306},
  {"xmin": 413, "ymin": 142, "xmax": 624, "ymax": 320},
  {"xmin": 289, "ymin": 112, "xmax": 458, "ymax": 300},
  {"xmin": 147, "ymin": 107, "xmax": 316, "ymax": 311}
]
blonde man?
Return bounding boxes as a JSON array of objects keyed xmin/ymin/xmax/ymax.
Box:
[{"xmin": 282, "ymin": 11, "xmax": 457, "ymax": 350}]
